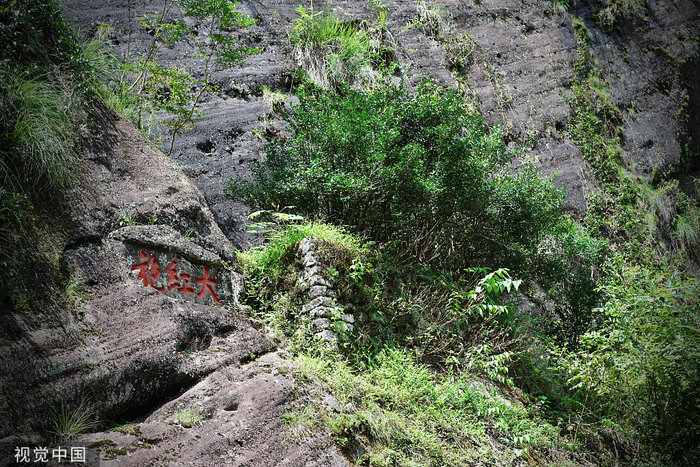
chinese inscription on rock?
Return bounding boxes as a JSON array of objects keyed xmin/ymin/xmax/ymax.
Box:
[{"xmin": 131, "ymin": 250, "xmax": 220, "ymax": 303}]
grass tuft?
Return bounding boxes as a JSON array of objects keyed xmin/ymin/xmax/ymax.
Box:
[
  {"xmin": 289, "ymin": 6, "xmax": 389, "ymax": 89},
  {"xmin": 239, "ymin": 222, "xmax": 368, "ymax": 282},
  {"xmin": 676, "ymin": 210, "xmax": 700, "ymax": 250},
  {"xmin": 173, "ymin": 406, "xmax": 202, "ymax": 428},
  {"xmin": 48, "ymin": 401, "xmax": 100, "ymax": 441},
  {"xmin": 1, "ymin": 75, "xmax": 76, "ymax": 191}
]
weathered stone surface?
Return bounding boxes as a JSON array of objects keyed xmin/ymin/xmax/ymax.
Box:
[
  {"xmin": 0, "ymin": 108, "xmax": 359, "ymax": 464},
  {"xmin": 310, "ymin": 307, "xmax": 333, "ymax": 319},
  {"xmin": 65, "ymin": 118, "xmax": 236, "ymax": 262},
  {"xmin": 313, "ymin": 318, "xmax": 331, "ymax": 332},
  {"xmin": 309, "ymin": 285, "xmax": 336, "ymax": 300},
  {"xmin": 315, "ymin": 330, "xmax": 339, "ymax": 344},
  {"xmin": 297, "ymin": 237, "xmax": 320, "ymax": 261},
  {"xmin": 109, "ymin": 225, "xmax": 221, "ymax": 264},
  {"xmin": 0, "ymin": 116, "xmax": 270, "ymax": 444},
  {"xmin": 294, "ymin": 238, "xmax": 358, "ymax": 348},
  {"xmin": 302, "ymin": 296, "xmax": 334, "ymax": 314},
  {"xmin": 341, "ymin": 314, "xmax": 355, "ymax": 324},
  {"xmin": 299, "ymin": 267, "xmax": 331, "ymax": 288},
  {"xmin": 72, "ymin": 353, "xmax": 349, "ymax": 467}
]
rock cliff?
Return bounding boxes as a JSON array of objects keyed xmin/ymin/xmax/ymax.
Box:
[
  {"xmin": 1, "ymin": 0, "xmax": 698, "ymax": 464},
  {"xmin": 0, "ymin": 113, "xmax": 345, "ymax": 466}
]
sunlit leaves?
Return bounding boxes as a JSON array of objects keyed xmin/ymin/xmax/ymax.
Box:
[
  {"xmin": 228, "ymin": 81, "xmax": 565, "ymax": 277},
  {"xmin": 561, "ymin": 264, "xmax": 700, "ymax": 462}
]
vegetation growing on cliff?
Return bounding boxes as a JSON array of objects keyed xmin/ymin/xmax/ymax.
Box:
[
  {"xmin": 288, "ymin": 3, "xmax": 397, "ymax": 89},
  {"xmin": 239, "ymin": 223, "xmax": 586, "ymax": 465},
  {"xmin": 231, "ymin": 60, "xmax": 699, "ymax": 467},
  {"xmin": 0, "ymin": 0, "xmax": 113, "ymax": 312},
  {"xmin": 2, "ymin": 0, "xmax": 699, "ymax": 465}
]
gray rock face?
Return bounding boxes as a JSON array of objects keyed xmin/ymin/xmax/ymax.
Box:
[
  {"xmin": 0, "ymin": 118, "xmax": 266, "ymax": 438},
  {"xmin": 63, "ymin": 0, "xmax": 699, "ymax": 226},
  {"xmin": 75, "ymin": 352, "xmax": 349, "ymax": 467},
  {"xmin": 0, "ymin": 117, "xmax": 347, "ymax": 466}
]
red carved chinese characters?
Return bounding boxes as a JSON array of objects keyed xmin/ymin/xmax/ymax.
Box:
[
  {"xmin": 178, "ymin": 273, "xmax": 195, "ymax": 294},
  {"xmin": 131, "ymin": 251, "xmax": 165, "ymax": 291},
  {"xmin": 196, "ymin": 266, "xmax": 220, "ymax": 303},
  {"xmin": 131, "ymin": 251, "xmax": 219, "ymax": 303},
  {"xmin": 165, "ymin": 260, "xmax": 181, "ymax": 291}
]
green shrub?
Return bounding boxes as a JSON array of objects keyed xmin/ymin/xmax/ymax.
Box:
[
  {"xmin": 675, "ymin": 193, "xmax": 700, "ymax": 259},
  {"xmin": 289, "ymin": 6, "xmax": 364, "ymax": 50},
  {"xmin": 561, "ymin": 264, "xmax": 700, "ymax": 465},
  {"xmin": 229, "ymin": 81, "xmax": 565, "ymax": 279},
  {"xmin": 0, "ymin": 0, "xmax": 121, "ymax": 196},
  {"xmin": 229, "ymin": 81, "xmax": 608, "ymax": 346},
  {"xmin": 288, "ymin": 6, "xmax": 393, "ymax": 89},
  {"xmin": 0, "ymin": 0, "xmax": 81, "ymax": 71}
]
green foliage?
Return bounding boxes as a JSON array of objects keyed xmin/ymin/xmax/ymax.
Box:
[
  {"xmin": 178, "ymin": 0, "xmax": 258, "ymax": 67},
  {"xmin": 0, "ymin": 0, "xmax": 82, "ymax": 72},
  {"xmin": 141, "ymin": 62, "xmax": 201, "ymax": 136},
  {"xmin": 407, "ymin": 268, "xmax": 522, "ymax": 368},
  {"xmin": 0, "ymin": 0, "xmax": 114, "ymax": 196},
  {"xmin": 0, "ymin": 75, "xmax": 76, "ymax": 192},
  {"xmin": 290, "ymin": 6, "xmax": 362, "ymax": 49},
  {"xmin": 288, "ymin": 6, "xmax": 395, "ymax": 89},
  {"xmin": 0, "ymin": 188, "xmax": 30, "ymax": 236},
  {"xmin": 675, "ymin": 193, "xmax": 700, "ymax": 258},
  {"xmin": 261, "ymin": 86, "xmax": 287, "ymax": 113},
  {"xmin": 443, "ymin": 33, "xmax": 477, "ymax": 74},
  {"xmin": 115, "ymin": 0, "xmax": 259, "ymax": 153},
  {"xmin": 173, "ymin": 406, "xmax": 202, "ymax": 428},
  {"xmin": 530, "ymin": 219, "xmax": 607, "ymax": 344},
  {"xmin": 0, "ymin": 0, "xmax": 119, "ymax": 272},
  {"xmin": 282, "ymin": 405, "xmax": 317, "ymax": 443},
  {"xmin": 543, "ymin": 0, "xmax": 569, "ymax": 16},
  {"xmin": 561, "ymin": 264, "xmax": 700, "ymax": 465},
  {"xmin": 229, "ymin": 81, "xmax": 566, "ymax": 279},
  {"xmin": 519, "ymin": 14, "xmax": 700, "ymax": 464},
  {"xmin": 239, "ymin": 222, "xmax": 367, "ymax": 286},
  {"xmin": 297, "ymin": 348, "xmax": 575, "ymax": 466},
  {"xmin": 569, "ymin": 73, "xmax": 621, "ymax": 184},
  {"xmin": 245, "ymin": 210, "xmax": 304, "ymax": 234}
]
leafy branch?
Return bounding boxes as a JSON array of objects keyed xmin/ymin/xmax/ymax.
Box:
[{"xmin": 120, "ymin": 0, "xmax": 259, "ymax": 153}]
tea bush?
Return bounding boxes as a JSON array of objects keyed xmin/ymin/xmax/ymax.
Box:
[{"xmin": 228, "ymin": 81, "xmax": 568, "ymax": 278}]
